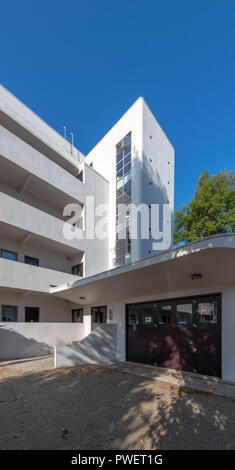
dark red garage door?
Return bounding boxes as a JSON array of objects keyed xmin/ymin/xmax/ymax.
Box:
[{"xmin": 126, "ymin": 294, "xmax": 221, "ymax": 378}]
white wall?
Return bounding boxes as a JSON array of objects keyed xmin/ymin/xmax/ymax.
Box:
[
  {"xmin": 83, "ymin": 163, "xmax": 109, "ymax": 277},
  {"xmin": 0, "ymin": 191, "xmax": 85, "ymax": 252},
  {"xmin": 0, "ymin": 232, "xmax": 83, "ymax": 274},
  {"xmin": 55, "ymin": 324, "xmax": 117, "ymax": 367},
  {"xmin": 0, "ymin": 125, "xmax": 85, "ymax": 205},
  {"xmin": 0, "ymin": 258, "xmax": 80, "ymax": 293},
  {"xmin": 86, "ymin": 98, "xmax": 143, "ymax": 269},
  {"xmin": 141, "ymin": 101, "xmax": 174, "ymax": 257},
  {"xmin": 0, "ymin": 288, "xmax": 77, "ymax": 322},
  {"xmin": 0, "ymin": 322, "xmax": 86, "ymax": 360},
  {"xmin": 222, "ymin": 287, "xmax": 235, "ymax": 382},
  {"xmin": 86, "ymin": 97, "xmax": 174, "ymax": 267},
  {"xmin": 0, "ymin": 84, "xmax": 83, "ymax": 173}
]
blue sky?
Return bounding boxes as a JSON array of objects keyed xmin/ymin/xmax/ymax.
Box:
[{"xmin": 1, "ymin": 0, "xmax": 234, "ymax": 208}]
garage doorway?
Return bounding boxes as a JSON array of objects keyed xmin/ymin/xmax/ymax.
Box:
[{"xmin": 126, "ymin": 294, "xmax": 221, "ymax": 378}]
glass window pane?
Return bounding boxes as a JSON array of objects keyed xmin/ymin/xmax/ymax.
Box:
[
  {"xmin": 116, "ymin": 161, "xmax": 123, "ymax": 172},
  {"xmin": 2, "ymin": 250, "xmax": 17, "ymax": 261},
  {"xmin": 142, "ymin": 305, "xmax": 154, "ymax": 324},
  {"xmin": 124, "ymin": 135, "xmax": 131, "ymax": 147},
  {"xmin": 158, "ymin": 305, "xmax": 171, "ymax": 324},
  {"xmin": 124, "ymin": 144, "xmax": 131, "ymax": 156},
  {"xmin": 129, "ymin": 312, "xmax": 138, "ymax": 325},
  {"xmin": 2, "ymin": 305, "xmax": 17, "ymax": 322},
  {"xmin": 72, "ymin": 263, "xmax": 83, "ymax": 276},
  {"xmin": 116, "ymin": 187, "xmax": 123, "ymax": 199},
  {"xmin": 176, "ymin": 303, "xmax": 192, "ymax": 324},
  {"xmin": 124, "ymin": 162, "xmax": 131, "ymax": 175},
  {"xmin": 117, "ymin": 177, "xmax": 124, "ymax": 190},
  {"xmin": 91, "ymin": 306, "xmax": 106, "ymax": 323},
  {"xmin": 116, "ymin": 150, "xmax": 123, "ymax": 163},
  {"xmin": 72, "ymin": 309, "xmax": 83, "ymax": 323},
  {"xmin": 198, "ymin": 302, "xmax": 217, "ymax": 324},
  {"xmin": 117, "ymin": 168, "xmax": 123, "ymax": 181},
  {"xmin": 123, "ymin": 181, "xmax": 131, "ymax": 197},
  {"xmin": 124, "ymin": 153, "xmax": 131, "ymax": 166},
  {"xmin": 24, "ymin": 256, "xmax": 39, "ymax": 266}
]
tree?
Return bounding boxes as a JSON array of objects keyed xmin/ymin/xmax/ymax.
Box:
[{"xmin": 174, "ymin": 169, "xmax": 235, "ymax": 245}]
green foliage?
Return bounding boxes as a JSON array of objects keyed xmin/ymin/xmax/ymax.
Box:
[{"xmin": 174, "ymin": 169, "xmax": 235, "ymax": 245}]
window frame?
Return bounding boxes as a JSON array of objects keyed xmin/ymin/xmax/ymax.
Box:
[
  {"xmin": 1, "ymin": 305, "xmax": 18, "ymax": 322},
  {"xmin": 175, "ymin": 301, "xmax": 193, "ymax": 325},
  {"xmin": 72, "ymin": 263, "xmax": 84, "ymax": 277},
  {"xmin": 1, "ymin": 249, "xmax": 18, "ymax": 262},
  {"xmin": 91, "ymin": 305, "xmax": 107, "ymax": 324},
  {"xmin": 25, "ymin": 307, "xmax": 40, "ymax": 322},
  {"xmin": 24, "ymin": 255, "xmax": 39, "ymax": 266},
  {"xmin": 72, "ymin": 308, "xmax": 84, "ymax": 323}
]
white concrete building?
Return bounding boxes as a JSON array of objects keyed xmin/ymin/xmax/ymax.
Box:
[{"xmin": 0, "ymin": 84, "xmax": 235, "ymax": 382}]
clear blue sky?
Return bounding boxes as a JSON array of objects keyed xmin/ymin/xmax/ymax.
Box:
[{"xmin": 1, "ymin": 0, "xmax": 234, "ymax": 208}]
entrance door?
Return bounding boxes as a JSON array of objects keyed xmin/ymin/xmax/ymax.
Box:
[
  {"xmin": 25, "ymin": 307, "xmax": 39, "ymax": 322},
  {"xmin": 126, "ymin": 294, "xmax": 221, "ymax": 378}
]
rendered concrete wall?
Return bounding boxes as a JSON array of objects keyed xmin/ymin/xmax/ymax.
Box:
[
  {"xmin": 0, "ymin": 258, "xmax": 80, "ymax": 293},
  {"xmin": 222, "ymin": 288, "xmax": 235, "ymax": 382},
  {"xmin": 83, "ymin": 164, "xmax": 109, "ymax": 276},
  {"xmin": 140, "ymin": 101, "xmax": 174, "ymax": 258},
  {"xmin": 55, "ymin": 324, "xmax": 117, "ymax": 367},
  {"xmin": 0, "ymin": 322, "xmax": 85, "ymax": 360},
  {"xmin": 0, "ymin": 233, "xmax": 83, "ymax": 274},
  {"xmin": 0, "ymin": 191, "xmax": 85, "ymax": 252},
  {"xmin": 0, "ymin": 288, "xmax": 79, "ymax": 322},
  {"xmin": 0, "ymin": 125, "xmax": 85, "ymax": 204},
  {"xmin": 86, "ymin": 98, "xmax": 143, "ymax": 268},
  {"xmin": 86, "ymin": 97, "xmax": 174, "ymax": 268},
  {"xmin": 0, "ymin": 84, "xmax": 83, "ymax": 173}
]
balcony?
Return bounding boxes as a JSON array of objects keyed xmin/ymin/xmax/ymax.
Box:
[
  {"xmin": 0, "ymin": 257, "xmax": 81, "ymax": 293},
  {"xmin": 0, "ymin": 125, "xmax": 85, "ymax": 206},
  {"xmin": 0, "ymin": 191, "xmax": 85, "ymax": 253},
  {"xmin": 0, "ymin": 84, "xmax": 85, "ymax": 174}
]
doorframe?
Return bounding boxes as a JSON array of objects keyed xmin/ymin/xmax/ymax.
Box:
[{"xmin": 125, "ymin": 292, "xmax": 222, "ymax": 377}]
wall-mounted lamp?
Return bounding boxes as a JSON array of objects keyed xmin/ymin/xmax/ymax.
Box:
[
  {"xmin": 80, "ymin": 296, "xmax": 86, "ymax": 300},
  {"xmin": 191, "ymin": 273, "xmax": 202, "ymax": 280}
]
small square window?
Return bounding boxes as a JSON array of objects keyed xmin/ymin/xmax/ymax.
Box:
[
  {"xmin": 176, "ymin": 303, "xmax": 192, "ymax": 324},
  {"xmin": 129, "ymin": 313, "xmax": 138, "ymax": 325},
  {"xmin": 143, "ymin": 314, "xmax": 153, "ymax": 324},
  {"xmin": 158, "ymin": 305, "xmax": 171, "ymax": 324},
  {"xmin": 197, "ymin": 302, "xmax": 217, "ymax": 324}
]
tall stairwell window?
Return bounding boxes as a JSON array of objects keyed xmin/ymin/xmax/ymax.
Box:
[{"xmin": 115, "ymin": 132, "xmax": 132, "ymax": 266}]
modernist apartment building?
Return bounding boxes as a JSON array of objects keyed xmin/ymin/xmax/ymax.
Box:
[{"xmin": 0, "ymin": 84, "xmax": 235, "ymax": 383}]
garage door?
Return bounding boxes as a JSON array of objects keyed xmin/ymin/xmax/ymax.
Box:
[{"xmin": 126, "ymin": 294, "xmax": 221, "ymax": 378}]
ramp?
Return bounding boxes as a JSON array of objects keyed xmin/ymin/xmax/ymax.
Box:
[{"xmin": 54, "ymin": 323, "xmax": 117, "ymax": 367}]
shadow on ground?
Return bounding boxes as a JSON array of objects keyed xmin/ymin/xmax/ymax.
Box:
[{"xmin": 0, "ymin": 363, "xmax": 235, "ymax": 450}]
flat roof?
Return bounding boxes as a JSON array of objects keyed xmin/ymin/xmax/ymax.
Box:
[{"xmin": 50, "ymin": 233, "xmax": 235, "ymax": 304}]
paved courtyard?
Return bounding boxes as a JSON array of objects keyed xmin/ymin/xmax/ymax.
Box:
[{"xmin": 0, "ymin": 356, "xmax": 235, "ymax": 450}]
